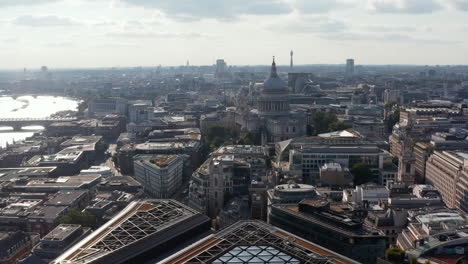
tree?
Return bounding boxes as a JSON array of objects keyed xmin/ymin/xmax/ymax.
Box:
[
  {"xmin": 234, "ymin": 132, "xmax": 254, "ymax": 145},
  {"xmin": 386, "ymin": 108, "xmax": 400, "ymax": 132},
  {"xmin": 384, "ymin": 101, "xmax": 397, "ymax": 109},
  {"xmin": 409, "ymin": 256, "xmax": 418, "ymax": 264},
  {"xmin": 311, "ymin": 112, "xmax": 337, "ymax": 135},
  {"xmin": 311, "ymin": 112, "xmax": 351, "ymax": 135},
  {"xmin": 60, "ymin": 208, "xmax": 96, "ymax": 228},
  {"xmin": 385, "ymin": 248, "xmax": 405, "ymax": 263},
  {"xmin": 329, "ymin": 120, "xmax": 352, "ymax": 131},
  {"xmin": 206, "ymin": 124, "xmax": 226, "ymax": 142},
  {"xmin": 96, "ymin": 140, "xmax": 109, "ymax": 154},
  {"xmin": 351, "ymin": 162, "xmax": 374, "ymax": 185}
]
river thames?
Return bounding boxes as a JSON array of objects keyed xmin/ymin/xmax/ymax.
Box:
[{"xmin": 0, "ymin": 95, "xmax": 78, "ymax": 147}]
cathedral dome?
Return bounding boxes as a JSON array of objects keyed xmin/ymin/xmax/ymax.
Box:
[{"xmin": 263, "ymin": 57, "xmax": 288, "ymax": 94}]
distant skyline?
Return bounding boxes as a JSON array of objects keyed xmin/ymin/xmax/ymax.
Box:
[{"xmin": 1, "ymin": 0, "xmax": 468, "ymax": 69}]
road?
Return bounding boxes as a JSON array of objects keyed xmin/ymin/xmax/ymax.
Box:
[{"xmin": 99, "ymin": 144, "xmax": 122, "ymax": 176}]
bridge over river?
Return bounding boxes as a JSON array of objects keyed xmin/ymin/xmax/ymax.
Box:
[{"xmin": 0, "ymin": 117, "xmax": 77, "ymax": 131}]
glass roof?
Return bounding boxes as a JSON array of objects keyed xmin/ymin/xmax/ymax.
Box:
[{"xmin": 212, "ymin": 245, "xmax": 301, "ymax": 264}]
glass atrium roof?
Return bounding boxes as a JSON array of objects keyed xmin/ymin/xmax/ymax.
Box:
[{"xmin": 213, "ymin": 245, "xmax": 301, "ymax": 264}]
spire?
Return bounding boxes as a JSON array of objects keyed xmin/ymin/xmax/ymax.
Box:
[{"xmin": 271, "ymin": 56, "xmax": 278, "ymax": 77}]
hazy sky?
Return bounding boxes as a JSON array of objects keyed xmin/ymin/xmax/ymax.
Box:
[{"xmin": 1, "ymin": 0, "xmax": 468, "ymax": 69}]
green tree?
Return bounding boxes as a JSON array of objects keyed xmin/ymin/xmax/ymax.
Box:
[
  {"xmin": 409, "ymin": 256, "xmax": 418, "ymax": 264},
  {"xmin": 329, "ymin": 120, "xmax": 352, "ymax": 131},
  {"xmin": 206, "ymin": 124, "xmax": 226, "ymax": 141},
  {"xmin": 386, "ymin": 109, "xmax": 400, "ymax": 132},
  {"xmin": 234, "ymin": 132, "xmax": 254, "ymax": 145},
  {"xmin": 96, "ymin": 140, "xmax": 109, "ymax": 154},
  {"xmin": 311, "ymin": 112, "xmax": 350, "ymax": 135},
  {"xmin": 60, "ymin": 208, "xmax": 96, "ymax": 228},
  {"xmin": 385, "ymin": 248, "xmax": 405, "ymax": 263},
  {"xmin": 351, "ymin": 162, "xmax": 374, "ymax": 185},
  {"xmin": 311, "ymin": 112, "xmax": 337, "ymax": 135},
  {"xmin": 384, "ymin": 101, "xmax": 397, "ymax": 109}
]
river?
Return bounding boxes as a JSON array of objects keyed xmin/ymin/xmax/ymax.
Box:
[{"xmin": 0, "ymin": 95, "xmax": 79, "ymax": 147}]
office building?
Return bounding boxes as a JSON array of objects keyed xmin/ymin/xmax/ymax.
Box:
[
  {"xmin": 397, "ymin": 209, "xmax": 467, "ymax": 251},
  {"xmin": 134, "ymin": 155, "xmax": 184, "ymax": 198},
  {"xmin": 33, "ymin": 224, "xmax": 91, "ymax": 261},
  {"xmin": 269, "ymin": 200, "xmax": 388, "ymax": 264},
  {"xmin": 319, "ymin": 163, "xmax": 353, "ymax": 187},
  {"xmin": 425, "ymin": 151, "xmax": 468, "ymax": 213},
  {"xmin": 283, "ymin": 134, "xmax": 390, "ymax": 184}
]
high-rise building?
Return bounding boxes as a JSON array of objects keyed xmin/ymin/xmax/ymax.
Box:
[
  {"xmin": 346, "ymin": 58, "xmax": 355, "ymax": 76},
  {"xmin": 215, "ymin": 59, "xmax": 227, "ymax": 79}
]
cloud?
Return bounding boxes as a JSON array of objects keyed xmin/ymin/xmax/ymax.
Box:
[
  {"xmin": 365, "ymin": 25, "xmax": 417, "ymax": 32},
  {"xmin": 368, "ymin": 0, "xmax": 443, "ymax": 13},
  {"xmin": 119, "ymin": 0, "xmax": 293, "ymax": 20},
  {"xmin": 13, "ymin": 15, "xmax": 80, "ymax": 27},
  {"xmin": 2, "ymin": 37, "xmax": 19, "ymax": 43},
  {"xmin": 320, "ymin": 31, "xmax": 462, "ymax": 44},
  {"xmin": 295, "ymin": 0, "xmax": 355, "ymax": 13},
  {"xmin": 444, "ymin": 0, "xmax": 468, "ymax": 11},
  {"xmin": 272, "ymin": 16, "xmax": 348, "ymax": 34},
  {"xmin": 44, "ymin": 41, "xmax": 74, "ymax": 47},
  {"xmin": 0, "ymin": 0, "xmax": 58, "ymax": 7},
  {"xmin": 107, "ymin": 31, "xmax": 205, "ymax": 39}
]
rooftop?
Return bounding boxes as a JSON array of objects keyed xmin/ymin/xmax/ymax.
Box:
[
  {"xmin": 134, "ymin": 154, "xmax": 180, "ymax": 168},
  {"xmin": 213, "ymin": 145, "xmax": 265, "ymax": 156},
  {"xmin": 16, "ymin": 174, "xmax": 102, "ymax": 190},
  {"xmin": 0, "ymin": 167, "xmax": 57, "ymax": 182},
  {"xmin": 272, "ymin": 202, "xmax": 383, "ymax": 238},
  {"xmin": 44, "ymin": 190, "xmax": 88, "ymax": 206},
  {"xmin": 61, "ymin": 136, "xmax": 102, "ymax": 147},
  {"xmin": 160, "ymin": 221, "xmax": 359, "ymax": 264},
  {"xmin": 42, "ymin": 224, "xmax": 82, "ymax": 241},
  {"xmin": 135, "ymin": 141, "xmax": 198, "ymax": 151},
  {"xmin": 53, "ymin": 200, "xmax": 209, "ymax": 264}
]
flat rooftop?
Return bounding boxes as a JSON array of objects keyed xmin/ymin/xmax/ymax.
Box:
[
  {"xmin": 213, "ymin": 145, "xmax": 265, "ymax": 156},
  {"xmin": 272, "ymin": 204, "xmax": 382, "ymax": 238},
  {"xmin": 160, "ymin": 221, "xmax": 359, "ymax": 264},
  {"xmin": 135, "ymin": 141, "xmax": 198, "ymax": 150},
  {"xmin": 99, "ymin": 176, "xmax": 141, "ymax": 187},
  {"xmin": 0, "ymin": 167, "xmax": 57, "ymax": 182},
  {"xmin": 134, "ymin": 154, "xmax": 179, "ymax": 169},
  {"xmin": 42, "ymin": 224, "xmax": 82, "ymax": 241},
  {"xmin": 61, "ymin": 136, "xmax": 102, "ymax": 146},
  {"xmin": 18, "ymin": 174, "xmax": 102, "ymax": 190}
]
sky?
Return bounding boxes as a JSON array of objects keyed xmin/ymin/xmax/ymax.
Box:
[{"xmin": 0, "ymin": 0, "xmax": 468, "ymax": 69}]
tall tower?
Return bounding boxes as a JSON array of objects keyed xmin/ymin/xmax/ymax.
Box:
[
  {"xmin": 346, "ymin": 59, "xmax": 355, "ymax": 76},
  {"xmin": 290, "ymin": 50, "xmax": 294, "ymax": 69}
]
